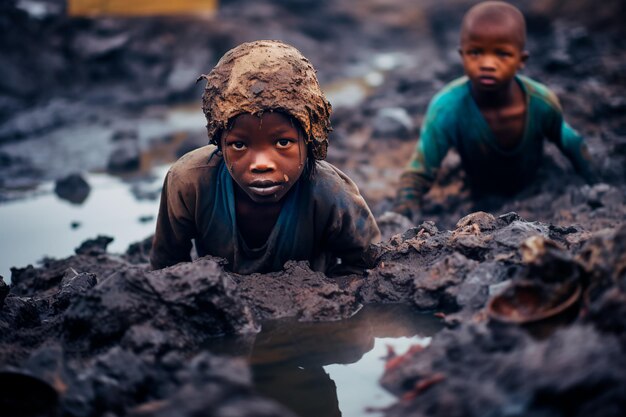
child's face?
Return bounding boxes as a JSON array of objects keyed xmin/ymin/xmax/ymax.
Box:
[
  {"xmin": 221, "ymin": 112, "xmax": 307, "ymax": 205},
  {"xmin": 459, "ymin": 21, "xmax": 528, "ymax": 93}
]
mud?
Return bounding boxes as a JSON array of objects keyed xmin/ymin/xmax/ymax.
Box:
[
  {"xmin": 3, "ymin": 216, "xmax": 625, "ymax": 415},
  {"xmin": 1, "ymin": 0, "xmax": 626, "ymax": 416},
  {"xmin": 379, "ymin": 226, "xmax": 626, "ymax": 417}
]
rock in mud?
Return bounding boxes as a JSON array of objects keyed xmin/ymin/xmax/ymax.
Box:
[
  {"xmin": 74, "ymin": 235, "xmax": 114, "ymax": 256},
  {"xmin": 54, "ymin": 172, "xmax": 91, "ymax": 204}
]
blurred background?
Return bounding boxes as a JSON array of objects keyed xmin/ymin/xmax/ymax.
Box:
[{"xmin": 0, "ymin": 0, "xmax": 625, "ymax": 281}]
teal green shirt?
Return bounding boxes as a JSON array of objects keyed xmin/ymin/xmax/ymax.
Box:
[{"xmin": 405, "ymin": 75, "xmax": 593, "ymax": 195}]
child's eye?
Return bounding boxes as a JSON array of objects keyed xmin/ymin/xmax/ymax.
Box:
[
  {"xmin": 229, "ymin": 141, "xmax": 247, "ymax": 151},
  {"xmin": 276, "ymin": 138, "xmax": 294, "ymax": 149},
  {"xmin": 496, "ymin": 50, "xmax": 512, "ymax": 57}
]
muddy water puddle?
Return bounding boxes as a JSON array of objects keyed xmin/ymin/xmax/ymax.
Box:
[
  {"xmin": 207, "ymin": 304, "xmax": 443, "ymax": 417},
  {"xmin": 0, "ymin": 104, "xmax": 208, "ymax": 282},
  {"xmin": 0, "ymin": 168, "xmax": 167, "ymax": 282}
]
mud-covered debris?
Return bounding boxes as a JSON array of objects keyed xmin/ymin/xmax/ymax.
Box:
[
  {"xmin": 493, "ymin": 220, "xmax": 551, "ymax": 248},
  {"xmin": 411, "ymin": 252, "xmax": 478, "ymax": 311},
  {"xmin": 487, "ymin": 279, "xmax": 582, "ymax": 325},
  {"xmin": 455, "ymin": 211, "xmax": 498, "ymax": 231},
  {"xmin": 53, "ymin": 270, "xmax": 97, "ymax": 312},
  {"xmin": 521, "ymin": 235, "xmax": 583, "ymax": 283},
  {"xmin": 576, "ymin": 225, "xmax": 626, "ymax": 346},
  {"xmin": 10, "ymin": 252, "xmax": 130, "ymax": 298},
  {"xmin": 577, "ymin": 224, "xmax": 626, "ymax": 291},
  {"xmin": 0, "ymin": 296, "xmax": 40, "ymax": 329},
  {"xmin": 1, "ymin": 217, "xmax": 625, "ymax": 417}
]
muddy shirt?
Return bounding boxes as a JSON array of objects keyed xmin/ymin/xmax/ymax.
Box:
[
  {"xmin": 150, "ymin": 146, "xmax": 381, "ymax": 275},
  {"xmin": 403, "ymin": 75, "xmax": 593, "ymax": 196}
]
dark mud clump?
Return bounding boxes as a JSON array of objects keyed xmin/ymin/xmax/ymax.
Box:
[
  {"xmin": 54, "ymin": 172, "xmax": 91, "ymax": 204},
  {"xmin": 0, "ymin": 235, "xmax": 361, "ymax": 415}
]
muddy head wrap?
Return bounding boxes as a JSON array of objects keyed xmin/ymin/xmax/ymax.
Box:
[{"xmin": 199, "ymin": 40, "xmax": 332, "ymax": 160}]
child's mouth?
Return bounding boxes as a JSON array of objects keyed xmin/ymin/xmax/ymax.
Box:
[
  {"xmin": 248, "ymin": 180, "xmax": 283, "ymax": 196},
  {"xmin": 478, "ymin": 76, "xmax": 497, "ymax": 85}
]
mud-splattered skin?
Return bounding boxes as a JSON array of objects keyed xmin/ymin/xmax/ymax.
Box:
[
  {"xmin": 200, "ymin": 40, "xmax": 332, "ymax": 160},
  {"xmin": 222, "ymin": 112, "xmax": 308, "ymax": 248},
  {"xmin": 222, "ymin": 112, "xmax": 307, "ymax": 205}
]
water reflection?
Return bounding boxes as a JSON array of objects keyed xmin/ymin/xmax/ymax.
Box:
[{"xmin": 207, "ymin": 304, "xmax": 443, "ymax": 417}]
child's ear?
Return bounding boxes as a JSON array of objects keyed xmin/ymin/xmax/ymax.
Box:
[{"xmin": 520, "ymin": 50, "xmax": 530, "ymax": 68}]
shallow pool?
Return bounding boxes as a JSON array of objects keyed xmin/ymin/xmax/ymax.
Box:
[
  {"xmin": 0, "ymin": 168, "xmax": 167, "ymax": 282},
  {"xmin": 207, "ymin": 304, "xmax": 443, "ymax": 417}
]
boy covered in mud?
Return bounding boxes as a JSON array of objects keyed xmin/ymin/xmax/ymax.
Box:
[
  {"xmin": 394, "ymin": 1, "xmax": 595, "ymax": 220},
  {"xmin": 151, "ymin": 40, "xmax": 381, "ymax": 275}
]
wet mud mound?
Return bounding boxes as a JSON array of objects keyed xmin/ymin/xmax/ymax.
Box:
[
  {"xmin": 379, "ymin": 223, "xmax": 626, "ymax": 417},
  {"xmin": 3, "ymin": 215, "xmax": 626, "ymax": 416}
]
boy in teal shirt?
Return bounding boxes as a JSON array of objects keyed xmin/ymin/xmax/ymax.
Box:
[{"xmin": 394, "ymin": 1, "xmax": 594, "ymax": 220}]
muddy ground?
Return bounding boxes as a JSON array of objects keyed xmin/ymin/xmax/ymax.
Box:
[{"xmin": 1, "ymin": 0, "xmax": 626, "ymax": 416}]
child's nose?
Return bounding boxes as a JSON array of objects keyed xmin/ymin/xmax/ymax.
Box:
[
  {"xmin": 250, "ymin": 152, "xmax": 276, "ymax": 172},
  {"xmin": 480, "ymin": 55, "xmax": 497, "ymax": 71}
]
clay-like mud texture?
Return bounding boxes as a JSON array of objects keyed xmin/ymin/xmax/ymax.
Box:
[{"xmin": 2, "ymin": 216, "xmax": 625, "ymax": 416}]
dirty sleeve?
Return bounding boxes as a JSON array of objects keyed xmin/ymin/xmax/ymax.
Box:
[
  {"xmin": 545, "ymin": 105, "xmax": 595, "ymax": 183},
  {"xmin": 150, "ymin": 169, "xmax": 196, "ymax": 269},
  {"xmin": 320, "ymin": 165, "xmax": 382, "ymax": 275},
  {"xmin": 395, "ymin": 96, "xmax": 453, "ymax": 208}
]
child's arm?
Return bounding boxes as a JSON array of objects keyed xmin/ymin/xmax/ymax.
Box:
[
  {"xmin": 150, "ymin": 171, "xmax": 195, "ymax": 269},
  {"xmin": 546, "ymin": 111, "xmax": 596, "ymax": 184},
  {"xmin": 319, "ymin": 166, "xmax": 381, "ymax": 275},
  {"xmin": 393, "ymin": 104, "xmax": 451, "ymax": 219},
  {"xmin": 557, "ymin": 121, "xmax": 595, "ymax": 183},
  {"xmin": 325, "ymin": 204, "xmax": 381, "ymax": 275}
]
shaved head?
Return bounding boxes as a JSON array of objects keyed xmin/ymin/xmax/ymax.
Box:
[{"xmin": 461, "ymin": 1, "xmax": 526, "ymax": 49}]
